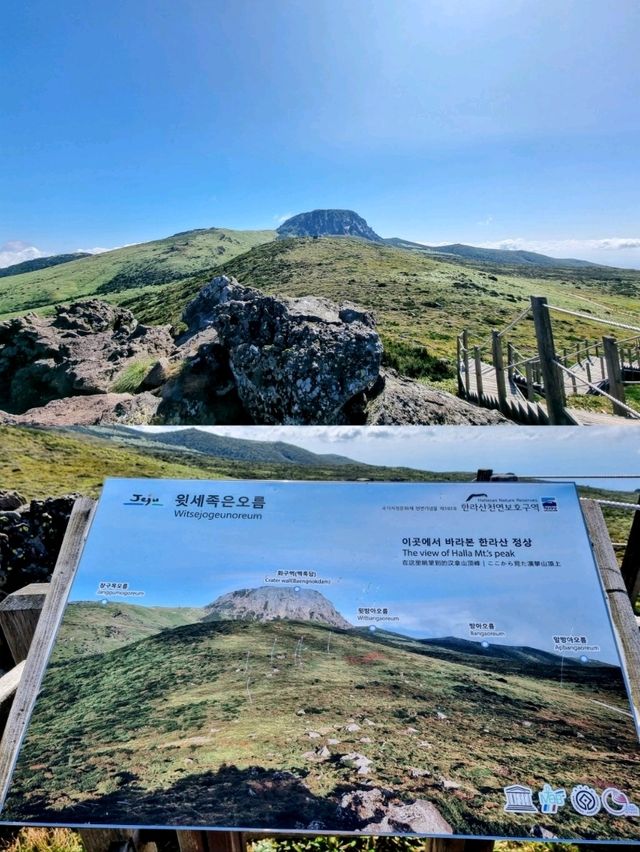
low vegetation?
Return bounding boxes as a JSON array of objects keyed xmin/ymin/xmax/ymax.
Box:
[
  {"xmin": 0, "ymin": 228, "xmax": 275, "ymax": 319},
  {"xmin": 110, "ymin": 358, "xmax": 158, "ymax": 394},
  {"xmin": 2, "ymin": 232, "xmax": 638, "ymax": 383},
  {"xmin": 5, "ymin": 616, "xmax": 637, "ymax": 840}
]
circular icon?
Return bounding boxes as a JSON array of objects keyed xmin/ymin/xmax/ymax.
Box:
[
  {"xmin": 369, "ymin": 625, "xmax": 377, "ymax": 632},
  {"xmin": 481, "ymin": 641, "xmax": 490, "ymax": 648},
  {"xmin": 294, "ymin": 586, "xmax": 301, "ymax": 593},
  {"xmin": 571, "ymin": 785, "xmax": 601, "ymax": 816},
  {"xmin": 602, "ymin": 787, "xmax": 633, "ymax": 816},
  {"xmin": 579, "ymin": 655, "xmax": 589, "ymax": 664}
]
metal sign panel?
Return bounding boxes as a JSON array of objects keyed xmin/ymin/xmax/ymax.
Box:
[{"xmin": 2, "ymin": 479, "xmax": 639, "ymax": 842}]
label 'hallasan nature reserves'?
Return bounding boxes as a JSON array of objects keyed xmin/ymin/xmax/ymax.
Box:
[{"xmin": 1, "ymin": 480, "xmax": 638, "ymax": 842}]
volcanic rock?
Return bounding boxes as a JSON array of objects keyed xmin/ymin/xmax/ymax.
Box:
[
  {"xmin": 338, "ymin": 787, "xmax": 453, "ymax": 834},
  {"xmin": 181, "ymin": 276, "xmax": 383, "ymax": 424},
  {"xmin": 0, "ymin": 392, "xmax": 162, "ymax": 426},
  {"xmin": 364, "ymin": 369, "xmax": 507, "ymax": 425},
  {"xmin": 276, "ymin": 210, "xmax": 382, "ymax": 241},
  {"xmin": 0, "ymin": 491, "xmax": 26, "ymax": 511},
  {"xmin": 0, "ymin": 496, "xmax": 75, "ymax": 595},
  {"xmin": 0, "ymin": 300, "xmax": 175, "ymax": 412}
]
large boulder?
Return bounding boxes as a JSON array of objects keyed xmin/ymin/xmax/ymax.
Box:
[
  {"xmin": 181, "ymin": 276, "xmax": 383, "ymax": 424},
  {"xmin": 338, "ymin": 787, "xmax": 453, "ymax": 834},
  {"xmin": 0, "ymin": 300, "xmax": 175, "ymax": 412}
]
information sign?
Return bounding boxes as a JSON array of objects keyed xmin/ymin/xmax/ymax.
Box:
[{"xmin": 1, "ymin": 479, "xmax": 638, "ymax": 841}]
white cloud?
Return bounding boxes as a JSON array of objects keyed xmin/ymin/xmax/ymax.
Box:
[
  {"xmin": 476, "ymin": 237, "xmax": 640, "ymax": 255},
  {"xmin": 274, "ymin": 212, "xmax": 293, "ymax": 224},
  {"xmin": 0, "ymin": 240, "xmax": 44, "ymax": 269},
  {"xmin": 76, "ymin": 246, "xmax": 112, "ymax": 255}
]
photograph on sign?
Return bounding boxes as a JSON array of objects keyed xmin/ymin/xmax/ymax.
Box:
[{"xmin": 1, "ymin": 478, "xmax": 638, "ymax": 841}]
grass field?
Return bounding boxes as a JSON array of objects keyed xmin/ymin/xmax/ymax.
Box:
[
  {"xmin": 116, "ymin": 237, "xmax": 640, "ymax": 371},
  {"xmin": 0, "ymin": 426, "xmax": 472, "ymax": 500},
  {"xmin": 2, "ymin": 233, "xmax": 639, "ymax": 386},
  {"xmin": 0, "ymin": 228, "xmax": 275, "ymax": 319},
  {"xmin": 3, "ymin": 612, "xmax": 638, "ymax": 841},
  {"xmin": 0, "ymin": 424, "xmax": 635, "ymax": 585}
]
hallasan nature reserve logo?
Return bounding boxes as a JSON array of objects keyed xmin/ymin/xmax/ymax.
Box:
[{"xmin": 542, "ymin": 496, "xmax": 558, "ymax": 511}]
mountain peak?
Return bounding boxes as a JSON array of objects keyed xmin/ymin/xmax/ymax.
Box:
[
  {"xmin": 203, "ymin": 586, "xmax": 351, "ymax": 629},
  {"xmin": 277, "ymin": 210, "xmax": 382, "ymax": 242}
]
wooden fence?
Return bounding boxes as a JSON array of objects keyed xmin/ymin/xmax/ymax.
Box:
[{"xmin": 457, "ymin": 295, "xmax": 640, "ymax": 424}]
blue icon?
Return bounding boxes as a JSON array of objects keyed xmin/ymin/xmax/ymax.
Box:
[{"xmin": 538, "ymin": 783, "xmax": 566, "ymax": 814}]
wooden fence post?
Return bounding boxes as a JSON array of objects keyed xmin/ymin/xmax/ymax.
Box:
[
  {"xmin": 456, "ymin": 334, "xmax": 463, "ymax": 396},
  {"xmin": 462, "ymin": 329, "xmax": 470, "ymax": 397},
  {"xmin": 582, "ymin": 499, "xmax": 640, "ymax": 721},
  {"xmin": 474, "ymin": 346, "xmax": 483, "ymax": 398},
  {"xmin": 506, "ymin": 342, "xmax": 515, "ymax": 386},
  {"xmin": 491, "ymin": 331, "xmax": 508, "ymax": 415},
  {"xmin": 0, "ymin": 497, "xmax": 96, "ymax": 807},
  {"xmin": 530, "ymin": 296, "xmax": 568, "ymax": 425},
  {"xmin": 620, "ymin": 494, "xmax": 640, "ymax": 607},
  {"xmin": 0, "ymin": 583, "xmax": 49, "ymax": 665},
  {"xmin": 602, "ymin": 336, "xmax": 627, "ymax": 416},
  {"xmin": 524, "ymin": 361, "xmax": 535, "ymax": 401}
]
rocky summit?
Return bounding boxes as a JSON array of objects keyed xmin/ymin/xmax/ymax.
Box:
[
  {"xmin": 276, "ymin": 209, "xmax": 382, "ymax": 241},
  {"xmin": 203, "ymin": 586, "xmax": 352, "ymax": 629}
]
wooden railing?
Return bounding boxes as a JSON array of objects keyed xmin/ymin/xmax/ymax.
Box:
[{"xmin": 457, "ymin": 295, "xmax": 640, "ymax": 424}]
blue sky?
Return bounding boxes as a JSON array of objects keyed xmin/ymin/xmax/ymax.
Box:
[
  {"xmin": 69, "ymin": 479, "xmax": 623, "ymax": 665},
  {"xmin": 2, "ymin": 0, "xmax": 640, "ymax": 267}
]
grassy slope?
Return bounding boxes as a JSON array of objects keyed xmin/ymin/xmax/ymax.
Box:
[
  {"xmin": 0, "ymin": 228, "xmax": 276, "ymax": 319},
  {"xmin": 118, "ymin": 237, "xmax": 640, "ymax": 366},
  {"xmin": 0, "ymin": 426, "xmax": 469, "ymax": 501},
  {"xmin": 54, "ymin": 602, "xmax": 205, "ymax": 661},
  {"xmin": 1, "ymin": 425, "xmax": 635, "ymax": 600},
  {"xmin": 5, "ymin": 618, "xmax": 638, "ymax": 840}
]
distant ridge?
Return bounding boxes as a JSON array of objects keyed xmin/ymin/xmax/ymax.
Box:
[
  {"xmin": 385, "ymin": 237, "xmax": 601, "ymax": 269},
  {"xmin": 418, "ymin": 635, "xmax": 618, "ymax": 669},
  {"xmin": 277, "ymin": 209, "xmax": 382, "ymax": 242},
  {"xmin": 0, "ymin": 252, "xmax": 91, "ymax": 278},
  {"xmin": 68, "ymin": 425, "xmax": 358, "ymax": 467}
]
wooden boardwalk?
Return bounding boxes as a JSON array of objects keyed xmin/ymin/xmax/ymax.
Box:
[
  {"xmin": 463, "ymin": 361, "xmax": 639, "ymax": 425},
  {"xmin": 566, "ymin": 408, "xmax": 640, "ymax": 426},
  {"xmin": 464, "ymin": 361, "xmax": 526, "ymax": 400},
  {"xmin": 562, "ymin": 358, "xmax": 605, "ymax": 395},
  {"xmin": 457, "ymin": 296, "xmax": 640, "ymax": 425}
]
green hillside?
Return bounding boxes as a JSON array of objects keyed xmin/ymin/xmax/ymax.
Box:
[
  {"xmin": 0, "ymin": 252, "xmax": 90, "ymax": 278},
  {"xmin": 53, "ymin": 601, "xmax": 205, "ymax": 661},
  {"xmin": 0, "ymin": 425, "xmax": 467, "ymax": 501},
  {"xmin": 0, "ymin": 228, "xmax": 275, "ymax": 318},
  {"xmin": 3, "ymin": 229, "xmax": 638, "ymax": 381},
  {"xmin": 5, "ymin": 616, "xmax": 638, "ymax": 840},
  {"xmin": 1, "ymin": 425, "xmax": 635, "ymax": 586},
  {"xmin": 96, "ymin": 426, "xmax": 356, "ymax": 466},
  {"xmin": 117, "ymin": 236, "xmax": 640, "ymax": 371}
]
